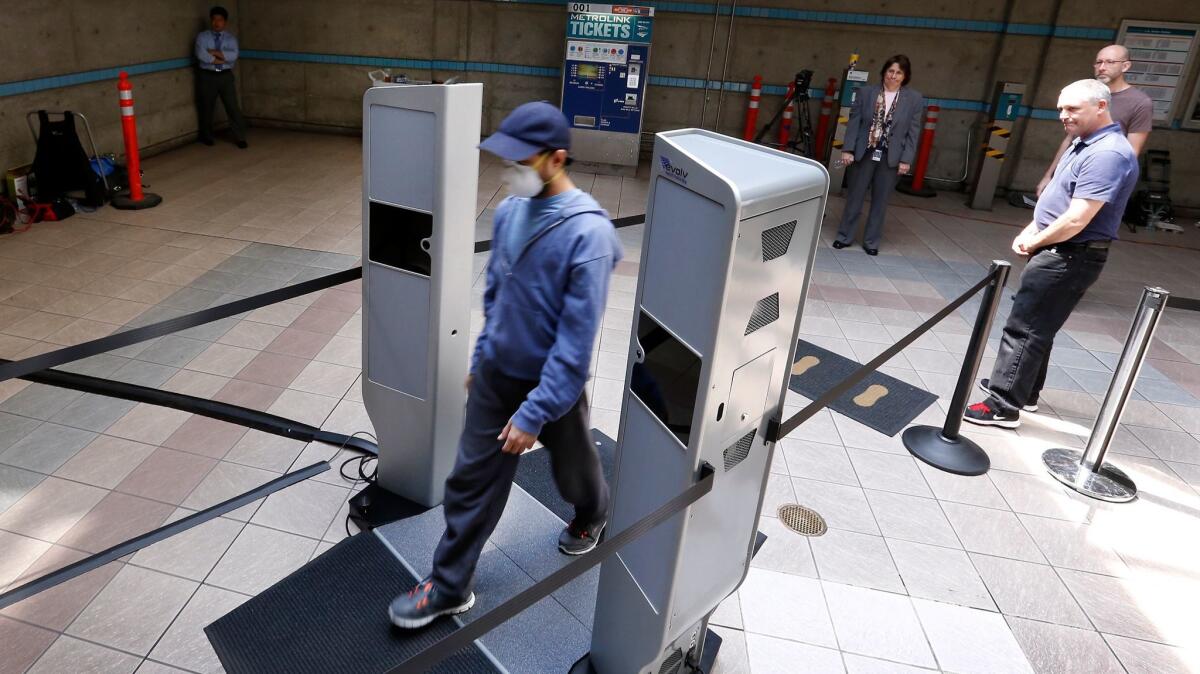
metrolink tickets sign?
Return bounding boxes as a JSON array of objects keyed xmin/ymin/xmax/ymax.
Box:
[{"xmin": 567, "ymin": 3, "xmax": 654, "ymax": 44}]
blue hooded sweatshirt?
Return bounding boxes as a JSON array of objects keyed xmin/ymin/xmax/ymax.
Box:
[{"xmin": 472, "ymin": 189, "xmax": 624, "ymax": 436}]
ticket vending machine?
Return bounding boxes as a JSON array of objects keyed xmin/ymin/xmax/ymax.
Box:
[
  {"xmin": 360, "ymin": 83, "xmax": 482, "ymax": 509},
  {"xmin": 826, "ymin": 55, "xmax": 869, "ymax": 192},
  {"xmin": 561, "ymin": 3, "xmax": 654, "ymax": 172},
  {"xmin": 577, "ymin": 130, "xmax": 828, "ymax": 673}
]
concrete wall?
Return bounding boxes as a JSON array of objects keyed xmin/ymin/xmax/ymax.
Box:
[
  {"xmin": 232, "ymin": 0, "xmax": 1200, "ymax": 204},
  {"xmin": 7, "ymin": 1, "xmax": 1199, "ymax": 205},
  {"xmin": 0, "ymin": 1, "xmax": 226, "ymax": 183}
]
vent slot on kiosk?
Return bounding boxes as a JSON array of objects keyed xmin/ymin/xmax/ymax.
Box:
[
  {"xmin": 630, "ymin": 311, "xmax": 702, "ymax": 448},
  {"xmin": 761, "ymin": 220, "xmax": 796, "ymax": 261},
  {"xmin": 723, "ymin": 430, "xmax": 756, "ymax": 471},
  {"xmin": 368, "ymin": 201, "xmax": 433, "ymax": 276},
  {"xmin": 745, "ymin": 293, "xmax": 780, "ymax": 335}
]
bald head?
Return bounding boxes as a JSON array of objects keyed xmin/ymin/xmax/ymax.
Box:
[{"xmin": 1094, "ymin": 45, "xmax": 1132, "ymax": 87}]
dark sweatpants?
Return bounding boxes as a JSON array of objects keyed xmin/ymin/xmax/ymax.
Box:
[
  {"xmin": 430, "ymin": 360, "xmax": 610, "ymax": 598},
  {"xmin": 196, "ymin": 69, "xmax": 247, "ymax": 143}
]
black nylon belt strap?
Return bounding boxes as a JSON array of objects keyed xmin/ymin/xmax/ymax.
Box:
[
  {"xmin": 1167, "ymin": 295, "xmax": 1200, "ymax": 313},
  {"xmin": 0, "ymin": 461, "xmax": 329, "ymax": 611},
  {"xmin": 473, "ymin": 213, "xmax": 645, "ymax": 253},
  {"xmin": 769, "ymin": 270, "xmax": 998, "ymax": 443},
  {"xmin": 0, "ymin": 267, "xmax": 362, "ymax": 385},
  {"xmin": 387, "ymin": 462, "xmax": 716, "ymax": 674},
  {"xmin": 9, "ymin": 363, "xmax": 379, "ymax": 456}
]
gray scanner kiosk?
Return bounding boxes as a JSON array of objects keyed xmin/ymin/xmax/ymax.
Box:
[
  {"xmin": 361, "ymin": 83, "xmax": 482, "ymax": 508},
  {"xmin": 581, "ymin": 130, "xmax": 828, "ymax": 673}
]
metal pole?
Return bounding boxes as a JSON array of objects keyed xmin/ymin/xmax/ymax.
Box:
[
  {"xmin": 1042, "ymin": 286, "xmax": 1168, "ymax": 502},
  {"xmin": 712, "ymin": 0, "xmax": 738, "ymax": 130},
  {"xmin": 903, "ymin": 260, "xmax": 1010, "ymax": 476}
]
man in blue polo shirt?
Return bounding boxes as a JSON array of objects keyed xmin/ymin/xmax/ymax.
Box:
[{"xmin": 965, "ymin": 79, "xmax": 1138, "ymax": 428}]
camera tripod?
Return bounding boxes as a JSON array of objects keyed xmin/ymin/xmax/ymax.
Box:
[{"xmin": 754, "ymin": 71, "xmax": 815, "ymax": 158}]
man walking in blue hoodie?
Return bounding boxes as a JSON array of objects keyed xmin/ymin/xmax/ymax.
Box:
[{"xmin": 389, "ymin": 101, "xmax": 623, "ymax": 628}]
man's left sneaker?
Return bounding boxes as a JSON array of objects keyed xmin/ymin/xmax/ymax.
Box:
[
  {"xmin": 387, "ymin": 578, "xmax": 474, "ymax": 629},
  {"xmin": 559, "ymin": 519, "xmax": 606, "ymax": 556},
  {"xmin": 963, "ymin": 399, "xmax": 1020, "ymax": 429}
]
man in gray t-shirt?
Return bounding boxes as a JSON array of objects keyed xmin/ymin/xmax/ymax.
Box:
[{"xmin": 1036, "ymin": 44, "xmax": 1152, "ymax": 196}]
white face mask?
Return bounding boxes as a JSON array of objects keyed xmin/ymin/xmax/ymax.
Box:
[{"xmin": 501, "ymin": 161, "xmax": 545, "ymax": 198}]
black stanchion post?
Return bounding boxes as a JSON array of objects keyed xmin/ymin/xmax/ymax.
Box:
[{"xmin": 903, "ymin": 259, "xmax": 1011, "ymax": 475}]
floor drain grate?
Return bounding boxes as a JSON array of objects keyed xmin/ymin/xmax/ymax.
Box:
[{"xmin": 777, "ymin": 504, "xmax": 827, "ymax": 537}]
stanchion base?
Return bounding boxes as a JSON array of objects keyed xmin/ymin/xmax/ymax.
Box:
[
  {"xmin": 896, "ymin": 178, "xmax": 937, "ymax": 198},
  {"xmin": 111, "ymin": 191, "xmax": 162, "ymax": 210},
  {"xmin": 1042, "ymin": 448, "xmax": 1137, "ymax": 503},
  {"xmin": 903, "ymin": 425, "xmax": 990, "ymax": 476}
]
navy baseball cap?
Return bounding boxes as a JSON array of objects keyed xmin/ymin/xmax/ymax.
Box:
[{"xmin": 479, "ymin": 101, "xmax": 571, "ymax": 161}]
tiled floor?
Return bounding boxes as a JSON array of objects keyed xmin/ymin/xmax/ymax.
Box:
[{"xmin": 2, "ymin": 129, "xmax": 1200, "ymax": 673}]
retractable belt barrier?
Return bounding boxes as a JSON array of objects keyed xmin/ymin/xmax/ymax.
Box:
[
  {"xmin": 1167, "ymin": 295, "xmax": 1200, "ymax": 313},
  {"xmin": 391, "ymin": 263, "xmax": 1010, "ymax": 674},
  {"xmin": 0, "ymin": 215, "xmax": 648, "ymax": 613}
]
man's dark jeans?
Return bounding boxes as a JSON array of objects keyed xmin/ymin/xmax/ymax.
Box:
[{"xmin": 987, "ymin": 243, "xmax": 1109, "ymax": 414}]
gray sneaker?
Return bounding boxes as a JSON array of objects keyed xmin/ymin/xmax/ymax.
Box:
[{"xmin": 559, "ymin": 519, "xmax": 606, "ymax": 556}]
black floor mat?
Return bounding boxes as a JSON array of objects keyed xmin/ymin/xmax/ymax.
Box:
[
  {"xmin": 789, "ymin": 339, "xmax": 937, "ymax": 436},
  {"xmin": 514, "ymin": 430, "xmax": 616, "ymax": 524},
  {"xmin": 205, "ymin": 533, "xmax": 498, "ymax": 674}
]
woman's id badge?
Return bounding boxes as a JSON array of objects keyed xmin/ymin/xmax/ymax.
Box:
[{"xmin": 871, "ymin": 148, "xmax": 883, "ymax": 162}]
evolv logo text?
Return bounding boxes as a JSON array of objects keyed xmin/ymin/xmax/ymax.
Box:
[{"xmin": 660, "ymin": 156, "xmax": 688, "ymax": 183}]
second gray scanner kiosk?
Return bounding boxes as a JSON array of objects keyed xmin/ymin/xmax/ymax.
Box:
[{"xmin": 577, "ymin": 129, "xmax": 828, "ymax": 673}]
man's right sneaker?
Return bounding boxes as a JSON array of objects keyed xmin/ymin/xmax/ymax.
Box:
[
  {"xmin": 978, "ymin": 378, "xmax": 1038, "ymax": 412},
  {"xmin": 388, "ymin": 578, "xmax": 475, "ymax": 629},
  {"xmin": 963, "ymin": 399, "xmax": 1020, "ymax": 429}
]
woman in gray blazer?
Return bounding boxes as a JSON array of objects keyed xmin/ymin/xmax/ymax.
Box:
[{"xmin": 833, "ymin": 55, "xmax": 925, "ymax": 255}]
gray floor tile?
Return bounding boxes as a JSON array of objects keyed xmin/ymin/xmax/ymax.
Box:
[
  {"xmin": 843, "ymin": 653, "xmax": 937, "ymax": 673},
  {"xmin": 136, "ymin": 335, "xmax": 212, "ymax": 368},
  {"xmin": 750, "ymin": 515, "xmax": 817, "ymax": 578},
  {"xmin": 0, "ymin": 383, "xmax": 84, "ymax": 421},
  {"xmin": 864, "ymin": 489, "xmax": 960, "ymax": 548},
  {"xmin": 181, "ymin": 461, "xmax": 277, "ymax": 521},
  {"xmin": 989, "ymin": 470, "xmax": 1093, "ymax": 522},
  {"xmin": 0, "ymin": 411, "xmax": 44, "ymax": 453},
  {"xmin": 711, "ymin": 591, "xmax": 743, "ymax": 630},
  {"xmin": 823, "ymin": 581, "xmax": 935, "ymax": 667},
  {"xmin": 1058, "ymin": 568, "xmax": 1187, "ymax": 645},
  {"xmin": 886, "ymin": 538, "xmax": 995, "ymax": 610},
  {"xmin": 781, "ymin": 438, "xmax": 859, "ymax": 486},
  {"xmin": 810, "ymin": 529, "xmax": 904, "ymax": 593},
  {"xmin": 912, "ymin": 597, "xmax": 1034, "ymax": 673},
  {"xmin": 916, "ymin": 460, "xmax": 1009, "ymax": 509},
  {"xmin": 148, "ymin": 584, "xmax": 250, "ymax": 673},
  {"xmin": 744, "ymin": 633, "xmax": 845, "ymax": 674},
  {"xmin": 0, "ymin": 422, "xmax": 97, "ymax": 474},
  {"xmin": 709, "ymin": 626, "xmax": 750, "ymax": 674},
  {"xmin": 1103, "ymin": 633, "xmax": 1200, "ymax": 674},
  {"xmin": 52, "ymin": 435, "xmax": 156, "ymax": 489},
  {"xmin": 846, "ymin": 448, "xmax": 933, "ymax": 497},
  {"xmin": 250, "ymin": 478, "xmax": 348, "ymax": 539},
  {"xmin": 791, "ymin": 477, "xmax": 879, "ymax": 535},
  {"xmin": 1016, "ymin": 514, "xmax": 1130, "ymax": 576},
  {"xmin": 131, "ymin": 508, "xmax": 243, "ymax": 581},
  {"xmin": 1128, "ymin": 425, "xmax": 1200, "ymax": 464},
  {"xmin": 971, "ymin": 554, "xmax": 1090, "ymax": 627},
  {"xmin": 738, "ymin": 567, "xmax": 836, "ymax": 648},
  {"xmin": 1006, "ymin": 617, "xmax": 1124, "ymax": 674},
  {"xmin": 66, "ymin": 565, "xmax": 198, "ymax": 656},
  {"xmin": 26, "ymin": 634, "xmax": 141, "ymax": 674},
  {"xmin": 49, "ymin": 394, "xmax": 138, "ymax": 433},
  {"xmin": 110, "ymin": 360, "xmax": 179, "ymax": 388},
  {"xmin": 206, "ymin": 524, "xmax": 316, "ymax": 595},
  {"xmin": 0, "ymin": 463, "xmax": 45, "ymax": 515},
  {"xmin": 941, "ymin": 501, "xmax": 1047, "ymax": 563}
]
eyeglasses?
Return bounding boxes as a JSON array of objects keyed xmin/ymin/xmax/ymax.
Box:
[{"xmin": 1094, "ymin": 59, "xmax": 1128, "ymax": 66}]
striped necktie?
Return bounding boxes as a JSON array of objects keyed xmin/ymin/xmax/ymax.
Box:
[{"xmin": 213, "ymin": 32, "xmax": 223, "ymax": 71}]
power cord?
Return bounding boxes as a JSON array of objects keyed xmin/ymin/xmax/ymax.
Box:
[{"xmin": 319, "ymin": 430, "xmax": 380, "ymax": 537}]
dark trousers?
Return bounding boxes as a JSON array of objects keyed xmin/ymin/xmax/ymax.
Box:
[
  {"xmin": 430, "ymin": 360, "xmax": 609, "ymax": 598},
  {"xmin": 835, "ymin": 157, "xmax": 900, "ymax": 249},
  {"xmin": 987, "ymin": 245, "xmax": 1108, "ymax": 414},
  {"xmin": 197, "ymin": 70, "xmax": 247, "ymax": 143}
]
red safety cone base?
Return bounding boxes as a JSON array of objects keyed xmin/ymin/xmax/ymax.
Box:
[{"xmin": 111, "ymin": 190, "xmax": 163, "ymax": 210}]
